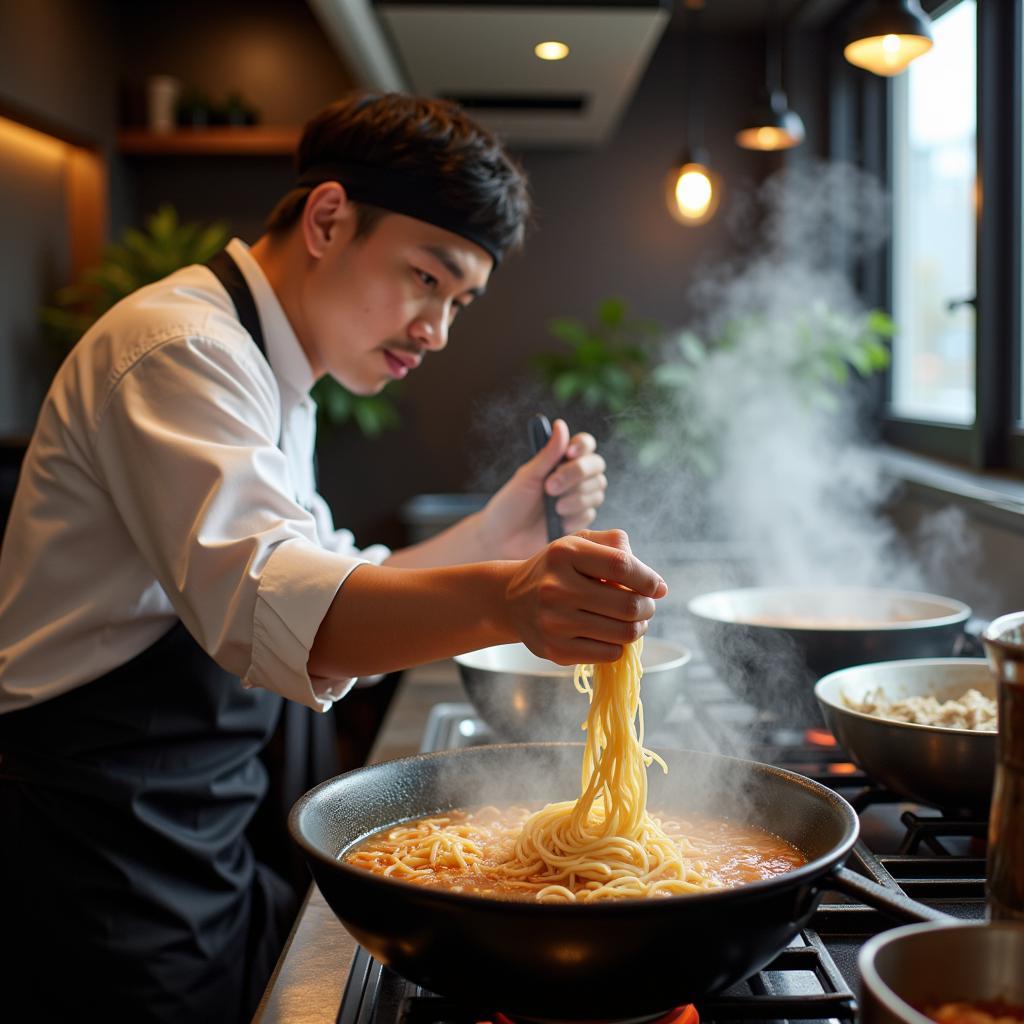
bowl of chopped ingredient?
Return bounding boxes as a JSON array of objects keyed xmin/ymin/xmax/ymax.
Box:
[
  {"xmin": 859, "ymin": 921, "xmax": 1024, "ymax": 1024},
  {"xmin": 814, "ymin": 658, "xmax": 997, "ymax": 811}
]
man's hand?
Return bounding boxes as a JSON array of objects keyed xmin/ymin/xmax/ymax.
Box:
[
  {"xmin": 478, "ymin": 418, "xmax": 608, "ymax": 561},
  {"xmin": 504, "ymin": 529, "xmax": 667, "ymax": 666}
]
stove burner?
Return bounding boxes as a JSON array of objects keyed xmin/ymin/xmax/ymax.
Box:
[{"xmin": 489, "ymin": 1006, "xmax": 699, "ymax": 1024}]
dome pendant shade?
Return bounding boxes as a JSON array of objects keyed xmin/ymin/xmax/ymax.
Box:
[
  {"xmin": 843, "ymin": 0, "xmax": 933, "ymax": 76},
  {"xmin": 735, "ymin": 89, "xmax": 806, "ymax": 151}
]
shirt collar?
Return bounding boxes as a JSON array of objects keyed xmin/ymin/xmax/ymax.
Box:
[{"xmin": 226, "ymin": 237, "xmax": 317, "ymax": 400}]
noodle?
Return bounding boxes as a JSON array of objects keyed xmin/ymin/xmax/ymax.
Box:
[
  {"xmin": 504, "ymin": 638, "xmax": 719, "ymax": 901},
  {"xmin": 346, "ymin": 639, "xmax": 805, "ymax": 901}
]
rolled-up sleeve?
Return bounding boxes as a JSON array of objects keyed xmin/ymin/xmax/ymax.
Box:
[
  {"xmin": 93, "ymin": 328, "xmax": 369, "ymax": 711},
  {"xmin": 249, "ymin": 538, "xmax": 366, "ymax": 709}
]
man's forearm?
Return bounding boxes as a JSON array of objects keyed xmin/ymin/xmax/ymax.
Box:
[
  {"xmin": 381, "ymin": 510, "xmax": 493, "ymax": 568},
  {"xmin": 308, "ymin": 559, "xmax": 515, "ymax": 678}
]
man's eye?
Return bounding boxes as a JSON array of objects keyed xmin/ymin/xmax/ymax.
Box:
[{"xmin": 416, "ymin": 269, "xmax": 438, "ymax": 288}]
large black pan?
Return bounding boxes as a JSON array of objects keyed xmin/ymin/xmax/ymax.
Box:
[{"xmin": 289, "ymin": 744, "xmax": 949, "ymax": 1020}]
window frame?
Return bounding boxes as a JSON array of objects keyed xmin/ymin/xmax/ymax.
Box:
[{"xmin": 834, "ymin": 0, "xmax": 1023, "ymax": 472}]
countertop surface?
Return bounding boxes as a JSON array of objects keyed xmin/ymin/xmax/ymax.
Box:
[{"xmin": 252, "ymin": 659, "xmax": 464, "ymax": 1024}]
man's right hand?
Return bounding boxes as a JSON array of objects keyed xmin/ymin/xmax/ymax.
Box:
[{"xmin": 504, "ymin": 529, "xmax": 668, "ymax": 666}]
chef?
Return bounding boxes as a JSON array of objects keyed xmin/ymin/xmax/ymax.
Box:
[{"xmin": 0, "ymin": 92, "xmax": 667, "ymax": 1023}]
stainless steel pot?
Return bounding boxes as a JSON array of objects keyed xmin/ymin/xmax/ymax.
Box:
[
  {"xmin": 688, "ymin": 586, "xmax": 972, "ymax": 725},
  {"xmin": 859, "ymin": 921, "xmax": 1024, "ymax": 1024},
  {"xmin": 453, "ymin": 640, "xmax": 690, "ymax": 741},
  {"xmin": 814, "ymin": 658, "xmax": 997, "ymax": 812}
]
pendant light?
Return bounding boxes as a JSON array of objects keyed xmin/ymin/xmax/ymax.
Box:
[
  {"xmin": 666, "ymin": 9, "xmax": 722, "ymax": 227},
  {"xmin": 843, "ymin": 0, "xmax": 933, "ymax": 77},
  {"xmin": 736, "ymin": 16, "xmax": 804, "ymax": 152}
]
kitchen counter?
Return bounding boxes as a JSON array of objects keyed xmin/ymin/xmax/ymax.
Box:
[{"xmin": 252, "ymin": 660, "xmax": 464, "ymax": 1024}]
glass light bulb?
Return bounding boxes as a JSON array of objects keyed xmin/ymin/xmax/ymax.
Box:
[
  {"xmin": 675, "ymin": 168, "xmax": 713, "ymax": 218},
  {"xmin": 534, "ymin": 41, "xmax": 569, "ymax": 61},
  {"xmin": 665, "ymin": 162, "xmax": 720, "ymax": 226}
]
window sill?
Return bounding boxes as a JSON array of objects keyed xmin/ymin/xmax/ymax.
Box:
[{"xmin": 879, "ymin": 445, "xmax": 1024, "ymax": 530}]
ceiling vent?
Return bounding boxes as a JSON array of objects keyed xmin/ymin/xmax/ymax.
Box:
[{"xmin": 308, "ymin": 1, "xmax": 671, "ymax": 148}]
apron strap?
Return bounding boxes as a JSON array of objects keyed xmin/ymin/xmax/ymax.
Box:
[{"xmin": 207, "ymin": 248, "xmax": 268, "ymax": 357}]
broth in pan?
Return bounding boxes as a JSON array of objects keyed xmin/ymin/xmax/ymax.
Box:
[{"xmin": 344, "ymin": 805, "xmax": 807, "ymax": 902}]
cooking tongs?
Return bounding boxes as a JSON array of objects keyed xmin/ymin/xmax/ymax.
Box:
[{"xmin": 527, "ymin": 413, "xmax": 564, "ymax": 544}]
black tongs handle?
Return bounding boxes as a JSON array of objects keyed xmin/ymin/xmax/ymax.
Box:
[{"xmin": 528, "ymin": 413, "xmax": 564, "ymax": 544}]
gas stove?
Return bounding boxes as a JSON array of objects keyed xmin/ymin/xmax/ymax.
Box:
[{"xmin": 335, "ymin": 653, "xmax": 987, "ymax": 1024}]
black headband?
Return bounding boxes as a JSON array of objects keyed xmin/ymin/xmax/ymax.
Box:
[{"xmin": 296, "ymin": 161, "xmax": 502, "ymax": 265}]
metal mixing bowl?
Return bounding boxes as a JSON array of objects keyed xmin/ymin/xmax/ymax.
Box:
[
  {"xmin": 454, "ymin": 639, "xmax": 691, "ymax": 741},
  {"xmin": 815, "ymin": 658, "xmax": 997, "ymax": 812},
  {"xmin": 688, "ymin": 586, "xmax": 972, "ymax": 724},
  {"xmin": 859, "ymin": 921, "xmax": 1024, "ymax": 1024}
]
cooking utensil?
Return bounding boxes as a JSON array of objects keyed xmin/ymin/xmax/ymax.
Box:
[
  {"xmin": 814, "ymin": 658, "xmax": 996, "ymax": 812},
  {"xmin": 981, "ymin": 612, "xmax": 1024, "ymax": 922},
  {"xmin": 688, "ymin": 586, "xmax": 972, "ymax": 725},
  {"xmin": 454, "ymin": 639, "xmax": 691, "ymax": 741},
  {"xmin": 527, "ymin": 413, "xmax": 563, "ymax": 543},
  {"xmin": 859, "ymin": 921, "xmax": 1024, "ymax": 1024},
  {"xmin": 289, "ymin": 743, "xmax": 949, "ymax": 1021}
]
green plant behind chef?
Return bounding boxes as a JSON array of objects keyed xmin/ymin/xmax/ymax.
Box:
[
  {"xmin": 632, "ymin": 302, "xmax": 894, "ymax": 472},
  {"xmin": 40, "ymin": 204, "xmax": 399, "ymax": 437},
  {"xmin": 532, "ymin": 296, "xmax": 665, "ymax": 417}
]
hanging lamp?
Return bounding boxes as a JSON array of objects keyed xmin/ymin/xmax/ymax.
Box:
[
  {"xmin": 666, "ymin": 9, "xmax": 722, "ymax": 226},
  {"xmin": 843, "ymin": 0, "xmax": 933, "ymax": 77},
  {"xmin": 736, "ymin": 18, "xmax": 804, "ymax": 152}
]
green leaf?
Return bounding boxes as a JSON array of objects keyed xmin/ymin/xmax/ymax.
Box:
[
  {"xmin": 597, "ymin": 296, "xmax": 625, "ymax": 327},
  {"xmin": 865, "ymin": 340, "xmax": 891, "ymax": 369},
  {"xmin": 575, "ymin": 337, "xmax": 608, "ymax": 366},
  {"xmin": 654, "ymin": 363, "xmax": 695, "ymax": 387},
  {"xmin": 824, "ymin": 355, "xmax": 849, "ymax": 385},
  {"xmin": 677, "ymin": 330, "xmax": 706, "ymax": 364},
  {"xmin": 867, "ymin": 309, "xmax": 895, "ymax": 337},
  {"xmin": 847, "ymin": 345, "xmax": 874, "ymax": 377},
  {"xmin": 553, "ymin": 373, "xmax": 581, "ymax": 402},
  {"xmin": 548, "ymin": 318, "xmax": 590, "ymax": 347}
]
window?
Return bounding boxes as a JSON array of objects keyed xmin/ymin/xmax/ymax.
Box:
[
  {"xmin": 879, "ymin": 0, "xmax": 1022, "ymax": 470},
  {"xmin": 890, "ymin": 0, "xmax": 976, "ymax": 426}
]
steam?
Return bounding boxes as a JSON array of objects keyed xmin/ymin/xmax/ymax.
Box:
[
  {"xmin": 603, "ymin": 161, "xmax": 969, "ymax": 604},
  {"xmin": 464, "ymin": 160, "xmax": 976, "ymax": 767}
]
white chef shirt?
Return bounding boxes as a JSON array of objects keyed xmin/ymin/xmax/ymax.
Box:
[{"xmin": 0, "ymin": 238, "xmax": 389, "ymax": 715}]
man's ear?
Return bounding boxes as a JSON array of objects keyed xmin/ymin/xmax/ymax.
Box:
[{"xmin": 301, "ymin": 181, "xmax": 355, "ymax": 259}]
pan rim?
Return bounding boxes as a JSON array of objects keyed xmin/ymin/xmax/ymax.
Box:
[
  {"xmin": 289, "ymin": 742, "xmax": 860, "ymax": 914},
  {"xmin": 453, "ymin": 639, "xmax": 692, "ymax": 678},
  {"xmin": 687, "ymin": 586, "xmax": 971, "ymax": 632},
  {"xmin": 815, "ymin": 658, "xmax": 998, "ymax": 738}
]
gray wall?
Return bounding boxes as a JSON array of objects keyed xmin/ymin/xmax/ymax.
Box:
[
  {"xmin": 113, "ymin": 0, "xmax": 356, "ymax": 241},
  {"xmin": 0, "ymin": 0, "xmax": 119, "ymax": 435},
  {"xmin": 889, "ymin": 494, "xmax": 1024, "ymax": 623}
]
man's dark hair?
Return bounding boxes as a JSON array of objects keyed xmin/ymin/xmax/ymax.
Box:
[{"xmin": 266, "ymin": 92, "xmax": 531, "ymax": 261}]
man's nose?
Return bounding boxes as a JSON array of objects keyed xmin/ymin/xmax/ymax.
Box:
[{"xmin": 410, "ymin": 312, "xmax": 448, "ymax": 351}]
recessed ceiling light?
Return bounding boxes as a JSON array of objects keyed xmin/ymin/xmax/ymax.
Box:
[{"xmin": 534, "ymin": 41, "xmax": 569, "ymax": 61}]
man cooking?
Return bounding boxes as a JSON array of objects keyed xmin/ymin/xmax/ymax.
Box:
[{"xmin": 0, "ymin": 92, "xmax": 666, "ymax": 1022}]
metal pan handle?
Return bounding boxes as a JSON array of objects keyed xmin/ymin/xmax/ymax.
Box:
[
  {"xmin": 953, "ymin": 616, "xmax": 989, "ymax": 658},
  {"xmin": 527, "ymin": 413, "xmax": 564, "ymax": 544},
  {"xmin": 826, "ymin": 864, "xmax": 956, "ymax": 924}
]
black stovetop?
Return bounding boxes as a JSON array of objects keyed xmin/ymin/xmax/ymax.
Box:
[{"xmin": 336, "ymin": 656, "xmax": 987, "ymax": 1024}]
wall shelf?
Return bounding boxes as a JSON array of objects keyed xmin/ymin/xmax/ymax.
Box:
[{"xmin": 117, "ymin": 126, "xmax": 300, "ymax": 156}]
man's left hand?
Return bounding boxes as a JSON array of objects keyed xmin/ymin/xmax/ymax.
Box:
[{"xmin": 477, "ymin": 418, "xmax": 607, "ymax": 561}]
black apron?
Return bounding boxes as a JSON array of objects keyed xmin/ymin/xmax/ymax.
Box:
[{"xmin": 0, "ymin": 249, "xmax": 330, "ymax": 1023}]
